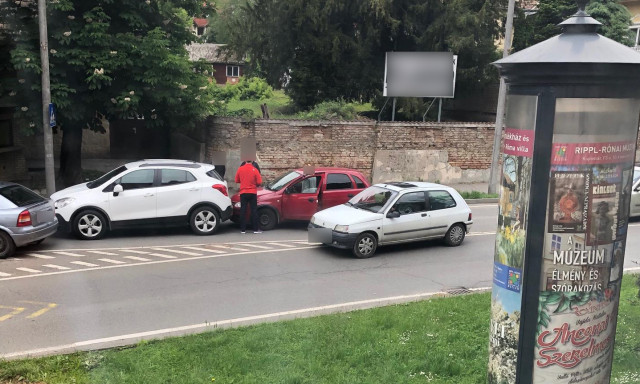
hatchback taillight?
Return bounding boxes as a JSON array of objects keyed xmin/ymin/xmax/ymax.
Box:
[
  {"xmin": 213, "ymin": 184, "xmax": 228, "ymax": 196},
  {"xmin": 468, "ymin": 213, "xmax": 472, "ymax": 221},
  {"xmin": 17, "ymin": 210, "xmax": 32, "ymax": 227}
]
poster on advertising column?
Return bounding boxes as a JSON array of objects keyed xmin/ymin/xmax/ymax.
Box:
[
  {"xmin": 532, "ymin": 98, "xmax": 640, "ymax": 384},
  {"xmin": 488, "ymin": 95, "xmax": 537, "ymax": 384}
]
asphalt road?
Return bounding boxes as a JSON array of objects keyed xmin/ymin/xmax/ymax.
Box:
[{"xmin": 0, "ymin": 204, "xmax": 638, "ymax": 359}]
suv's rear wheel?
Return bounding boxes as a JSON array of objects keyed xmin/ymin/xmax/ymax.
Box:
[
  {"xmin": 0, "ymin": 231, "xmax": 16, "ymax": 259},
  {"xmin": 73, "ymin": 210, "xmax": 108, "ymax": 240},
  {"xmin": 353, "ymin": 232, "xmax": 377, "ymax": 258},
  {"xmin": 258, "ymin": 208, "xmax": 277, "ymax": 231},
  {"xmin": 190, "ymin": 206, "xmax": 220, "ymax": 235}
]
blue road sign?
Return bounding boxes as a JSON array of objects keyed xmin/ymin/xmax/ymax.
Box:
[{"xmin": 48, "ymin": 103, "xmax": 56, "ymax": 127}]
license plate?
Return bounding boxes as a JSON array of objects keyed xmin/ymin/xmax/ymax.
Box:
[{"xmin": 34, "ymin": 209, "xmax": 55, "ymax": 225}]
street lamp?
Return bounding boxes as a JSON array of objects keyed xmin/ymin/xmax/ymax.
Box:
[{"xmin": 487, "ymin": 1, "xmax": 640, "ymax": 383}]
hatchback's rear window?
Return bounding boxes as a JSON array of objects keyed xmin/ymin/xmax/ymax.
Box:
[{"xmin": 0, "ymin": 185, "xmax": 45, "ymax": 207}]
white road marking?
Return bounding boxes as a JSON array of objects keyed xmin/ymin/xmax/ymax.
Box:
[
  {"xmin": 87, "ymin": 250, "xmax": 119, "ymax": 256},
  {"xmin": 181, "ymin": 246, "xmax": 216, "ymax": 252},
  {"xmin": 124, "ymin": 256, "xmax": 151, "ymax": 262},
  {"xmin": 209, "ymin": 245, "xmax": 250, "ymax": 252},
  {"xmin": 0, "ymin": 272, "xmax": 11, "ymax": 277},
  {"xmin": 27, "ymin": 253, "xmax": 55, "ymax": 259},
  {"xmin": 70, "ymin": 261, "xmax": 99, "ymax": 267},
  {"xmin": 125, "ymin": 250, "xmax": 151, "ymax": 255},
  {"xmin": 98, "ymin": 259, "xmax": 126, "ymax": 265},
  {"xmin": 16, "ymin": 267, "xmax": 41, "ymax": 274},
  {"xmin": 150, "ymin": 248, "xmax": 201, "ymax": 256},
  {"xmin": 267, "ymin": 242, "xmax": 297, "ymax": 248},
  {"xmin": 0, "ymin": 287, "xmax": 491, "ymax": 360},
  {"xmin": 42, "ymin": 264, "xmax": 71, "ymax": 270},
  {"xmin": 53, "ymin": 251, "xmax": 84, "ymax": 257},
  {"xmin": 238, "ymin": 244, "xmax": 273, "ymax": 250},
  {"xmin": 148, "ymin": 253, "xmax": 178, "ymax": 259}
]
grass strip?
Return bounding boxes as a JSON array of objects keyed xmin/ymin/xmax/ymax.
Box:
[{"xmin": 1, "ymin": 275, "xmax": 638, "ymax": 384}]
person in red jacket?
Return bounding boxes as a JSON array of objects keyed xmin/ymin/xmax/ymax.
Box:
[{"xmin": 235, "ymin": 161, "xmax": 263, "ymax": 233}]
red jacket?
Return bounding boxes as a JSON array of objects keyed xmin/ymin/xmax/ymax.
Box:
[{"xmin": 235, "ymin": 163, "xmax": 262, "ymax": 194}]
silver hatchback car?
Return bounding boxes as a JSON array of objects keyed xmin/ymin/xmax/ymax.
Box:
[{"xmin": 0, "ymin": 182, "xmax": 58, "ymax": 258}]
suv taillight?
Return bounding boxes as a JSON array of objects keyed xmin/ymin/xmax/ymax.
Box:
[
  {"xmin": 17, "ymin": 210, "xmax": 32, "ymax": 227},
  {"xmin": 213, "ymin": 184, "xmax": 228, "ymax": 196},
  {"xmin": 468, "ymin": 213, "xmax": 472, "ymax": 221}
]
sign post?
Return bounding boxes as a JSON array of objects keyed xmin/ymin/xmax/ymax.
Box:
[{"xmin": 487, "ymin": 2, "xmax": 640, "ymax": 383}]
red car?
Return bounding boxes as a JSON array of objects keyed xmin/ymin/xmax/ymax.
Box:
[{"xmin": 231, "ymin": 167, "xmax": 370, "ymax": 230}]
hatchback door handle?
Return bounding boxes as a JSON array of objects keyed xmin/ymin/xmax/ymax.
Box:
[
  {"xmin": 188, "ymin": 188, "xmax": 198, "ymax": 192},
  {"xmin": 308, "ymin": 198, "xmax": 315, "ymax": 202},
  {"xmin": 144, "ymin": 193, "xmax": 155, "ymax": 197},
  {"xmin": 348, "ymin": 194, "xmax": 354, "ymax": 197},
  {"xmin": 421, "ymin": 213, "xmax": 427, "ymax": 217}
]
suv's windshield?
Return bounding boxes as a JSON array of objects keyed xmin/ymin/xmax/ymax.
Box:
[
  {"xmin": 0, "ymin": 185, "xmax": 45, "ymax": 207},
  {"xmin": 268, "ymin": 171, "xmax": 301, "ymax": 191},
  {"xmin": 87, "ymin": 166, "xmax": 127, "ymax": 189},
  {"xmin": 348, "ymin": 186, "xmax": 398, "ymax": 213}
]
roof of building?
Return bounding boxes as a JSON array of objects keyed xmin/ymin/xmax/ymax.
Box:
[
  {"xmin": 193, "ymin": 18, "xmax": 209, "ymax": 28},
  {"xmin": 186, "ymin": 43, "xmax": 243, "ymax": 64}
]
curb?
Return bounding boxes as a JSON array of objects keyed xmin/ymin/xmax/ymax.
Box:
[{"xmin": 465, "ymin": 198, "xmax": 499, "ymax": 205}]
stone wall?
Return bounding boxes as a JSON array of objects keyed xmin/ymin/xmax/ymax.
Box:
[{"xmin": 204, "ymin": 117, "xmax": 496, "ymax": 186}]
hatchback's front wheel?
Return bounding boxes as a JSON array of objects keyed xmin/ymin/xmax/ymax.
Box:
[
  {"xmin": 352, "ymin": 232, "xmax": 377, "ymax": 258},
  {"xmin": 190, "ymin": 207, "xmax": 220, "ymax": 235},
  {"xmin": 73, "ymin": 210, "xmax": 108, "ymax": 240}
]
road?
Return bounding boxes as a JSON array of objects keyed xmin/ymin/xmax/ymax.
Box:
[{"xmin": 0, "ymin": 204, "xmax": 638, "ymax": 359}]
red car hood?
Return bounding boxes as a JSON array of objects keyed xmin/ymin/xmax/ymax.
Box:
[{"xmin": 231, "ymin": 187, "xmax": 274, "ymax": 202}]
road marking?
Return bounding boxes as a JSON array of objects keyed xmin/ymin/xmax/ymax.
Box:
[
  {"xmin": 199, "ymin": 248, "xmax": 227, "ymax": 254},
  {"xmin": 125, "ymin": 250, "xmax": 151, "ymax": 254},
  {"xmin": 70, "ymin": 261, "xmax": 99, "ymax": 267},
  {"xmin": 0, "ymin": 245, "xmax": 320, "ymax": 282},
  {"xmin": 53, "ymin": 251, "xmax": 84, "ymax": 257},
  {"xmin": 238, "ymin": 244, "xmax": 273, "ymax": 250},
  {"xmin": 98, "ymin": 259, "xmax": 126, "ymax": 265},
  {"xmin": 150, "ymin": 248, "xmax": 201, "ymax": 256},
  {"xmin": 0, "ymin": 287, "xmax": 491, "ymax": 358},
  {"xmin": 0, "ymin": 272, "xmax": 11, "ymax": 277},
  {"xmin": 148, "ymin": 253, "xmax": 178, "ymax": 259},
  {"xmin": 87, "ymin": 250, "xmax": 118, "ymax": 256},
  {"xmin": 209, "ymin": 245, "xmax": 250, "ymax": 252},
  {"xmin": 267, "ymin": 242, "xmax": 297, "ymax": 248},
  {"xmin": 181, "ymin": 246, "xmax": 217, "ymax": 253},
  {"xmin": 124, "ymin": 256, "xmax": 151, "ymax": 262},
  {"xmin": 42, "ymin": 264, "xmax": 71, "ymax": 270},
  {"xmin": 0, "ymin": 305, "xmax": 25, "ymax": 322},
  {"xmin": 27, "ymin": 253, "xmax": 55, "ymax": 259},
  {"xmin": 468, "ymin": 232, "xmax": 496, "ymax": 236},
  {"xmin": 20, "ymin": 301, "xmax": 58, "ymax": 319},
  {"xmin": 16, "ymin": 267, "xmax": 41, "ymax": 274}
]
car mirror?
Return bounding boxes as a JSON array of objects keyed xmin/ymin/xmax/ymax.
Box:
[
  {"xmin": 113, "ymin": 184, "xmax": 124, "ymax": 196},
  {"xmin": 386, "ymin": 211, "xmax": 400, "ymax": 219}
]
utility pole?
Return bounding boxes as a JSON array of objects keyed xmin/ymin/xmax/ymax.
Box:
[
  {"xmin": 488, "ymin": 0, "xmax": 516, "ymax": 194},
  {"xmin": 38, "ymin": 0, "xmax": 56, "ymax": 196}
]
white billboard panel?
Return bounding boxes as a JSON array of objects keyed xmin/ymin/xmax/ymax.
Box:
[{"xmin": 383, "ymin": 52, "xmax": 457, "ymax": 98}]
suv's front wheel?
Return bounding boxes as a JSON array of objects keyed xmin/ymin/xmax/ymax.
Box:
[
  {"xmin": 73, "ymin": 210, "xmax": 108, "ymax": 240},
  {"xmin": 190, "ymin": 206, "xmax": 220, "ymax": 235}
]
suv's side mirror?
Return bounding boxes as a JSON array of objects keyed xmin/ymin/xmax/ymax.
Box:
[
  {"xmin": 386, "ymin": 211, "xmax": 400, "ymax": 219},
  {"xmin": 113, "ymin": 184, "xmax": 124, "ymax": 196}
]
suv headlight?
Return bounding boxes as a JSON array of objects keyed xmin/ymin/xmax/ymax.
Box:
[
  {"xmin": 310, "ymin": 216, "xmax": 316, "ymax": 224},
  {"xmin": 334, "ymin": 224, "xmax": 349, "ymax": 233},
  {"xmin": 54, "ymin": 197, "xmax": 75, "ymax": 209}
]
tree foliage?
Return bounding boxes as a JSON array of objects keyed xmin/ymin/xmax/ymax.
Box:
[
  {"xmin": 513, "ymin": 0, "xmax": 633, "ymax": 52},
  {"xmin": 226, "ymin": 0, "xmax": 506, "ymax": 109},
  {"xmin": 0, "ymin": 0, "xmax": 221, "ymax": 185}
]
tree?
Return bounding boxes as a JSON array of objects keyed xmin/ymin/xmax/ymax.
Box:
[
  {"xmin": 513, "ymin": 0, "xmax": 633, "ymax": 52},
  {"xmin": 226, "ymin": 0, "xmax": 506, "ymax": 109},
  {"xmin": 0, "ymin": 0, "xmax": 222, "ymax": 187}
]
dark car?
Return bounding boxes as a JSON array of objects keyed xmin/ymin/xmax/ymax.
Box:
[
  {"xmin": 231, "ymin": 167, "xmax": 370, "ymax": 230},
  {"xmin": 0, "ymin": 182, "xmax": 58, "ymax": 258}
]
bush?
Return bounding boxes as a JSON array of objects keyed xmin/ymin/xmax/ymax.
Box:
[
  {"xmin": 209, "ymin": 77, "xmax": 273, "ymax": 103},
  {"xmin": 299, "ymin": 99, "xmax": 360, "ymax": 120}
]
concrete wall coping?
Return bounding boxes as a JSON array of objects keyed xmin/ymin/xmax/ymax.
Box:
[{"xmin": 209, "ymin": 116, "xmax": 495, "ymax": 128}]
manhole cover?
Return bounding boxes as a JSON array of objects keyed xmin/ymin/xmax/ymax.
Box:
[{"xmin": 445, "ymin": 287, "xmax": 472, "ymax": 296}]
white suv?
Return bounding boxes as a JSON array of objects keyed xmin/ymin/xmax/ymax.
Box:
[{"xmin": 51, "ymin": 160, "xmax": 232, "ymax": 240}]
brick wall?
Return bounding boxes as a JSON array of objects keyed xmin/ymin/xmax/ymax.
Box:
[{"xmin": 205, "ymin": 117, "xmax": 496, "ymax": 186}]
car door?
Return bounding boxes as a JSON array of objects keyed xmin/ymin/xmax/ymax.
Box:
[
  {"xmin": 424, "ymin": 190, "xmax": 459, "ymax": 237},
  {"xmin": 156, "ymin": 169, "xmax": 200, "ymax": 218},
  {"xmin": 282, "ymin": 176, "xmax": 321, "ymax": 220},
  {"xmin": 107, "ymin": 169, "xmax": 157, "ymax": 222},
  {"xmin": 381, "ymin": 191, "xmax": 430, "ymax": 243},
  {"xmin": 321, "ymin": 173, "xmax": 356, "ymax": 210}
]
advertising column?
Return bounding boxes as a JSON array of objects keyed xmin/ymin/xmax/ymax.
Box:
[
  {"xmin": 488, "ymin": 95, "xmax": 537, "ymax": 384},
  {"xmin": 532, "ymin": 98, "xmax": 640, "ymax": 384}
]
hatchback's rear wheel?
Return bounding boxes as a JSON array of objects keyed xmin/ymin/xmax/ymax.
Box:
[
  {"xmin": 0, "ymin": 231, "xmax": 16, "ymax": 259},
  {"xmin": 353, "ymin": 232, "xmax": 377, "ymax": 258},
  {"xmin": 190, "ymin": 207, "xmax": 220, "ymax": 235},
  {"xmin": 444, "ymin": 223, "xmax": 465, "ymax": 246},
  {"xmin": 73, "ymin": 210, "xmax": 108, "ymax": 240}
]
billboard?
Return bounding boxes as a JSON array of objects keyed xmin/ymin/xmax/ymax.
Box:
[{"xmin": 383, "ymin": 52, "xmax": 457, "ymax": 98}]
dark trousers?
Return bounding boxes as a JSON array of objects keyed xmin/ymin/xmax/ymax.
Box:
[{"xmin": 239, "ymin": 193, "xmax": 259, "ymax": 231}]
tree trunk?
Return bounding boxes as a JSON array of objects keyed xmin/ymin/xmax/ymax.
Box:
[{"xmin": 59, "ymin": 124, "xmax": 83, "ymax": 187}]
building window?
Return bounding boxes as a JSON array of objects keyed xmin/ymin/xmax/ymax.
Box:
[
  {"xmin": 0, "ymin": 118, "xmax": 13, "ymax": 148},
  {"xmin": 630, "ymin": 25, "xmax": 640, "ymax": 49},
  {"xmin": 226, "ymin": 65, "xmax": 239, "ymax": 77},
  {"xmin": 196, "ymin": 26, "xmax": 205, "ymax": 36},
  {"xmin": 551, "ymin": 234, "xmax": 562, "ymax": 251}
]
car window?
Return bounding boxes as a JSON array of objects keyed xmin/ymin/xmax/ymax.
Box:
[
  {"xmin": 391, "ymin": 191, "xmax": 427, "ymax": 215},
  {"xmin": 427, "ymin": 190, "xmax": 457, "ymax": 210},
  {"xmin": 161, "ymin": 169, "xmax": 196, "ymax": 186},
  {"xmin": 288, "ymin": 176, "xmax": 321, "ymax": 194},
  {"xmin": 87, "ymin": 165, "xmax": 127, "ymax": 189},
  {"xmin": 352, "ymin": 175, "xmax": 366, "ymax": 189},
  {"xmin": 206, "ymin": 169, "xmax": 223, "ymax": 180},
  {"xmin": 268, "ymin": 171, "xmax": 301, "ymax": 191},
  {"xmin": 326, "ymin": 173, "xmax": 353, "ymax": 190},
  {"xmin": 117, "ymin": 169, "xmax": 155, "ymax": 190},
  {"xmin": 350, "ymin": 186, "xmax": 397, "ymax": 213},
  {"xmin": 0, "ymin": 185, "xmax": 45, "ymax": 207}
]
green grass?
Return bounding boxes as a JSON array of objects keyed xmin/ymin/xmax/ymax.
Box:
[
  {"xmin": 1, "ymin": 275, "xmax": 638, "ymax": 384},
  {"xmin": 459, "ymin": 190, "xmax": 499, "ymax": 200}
]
